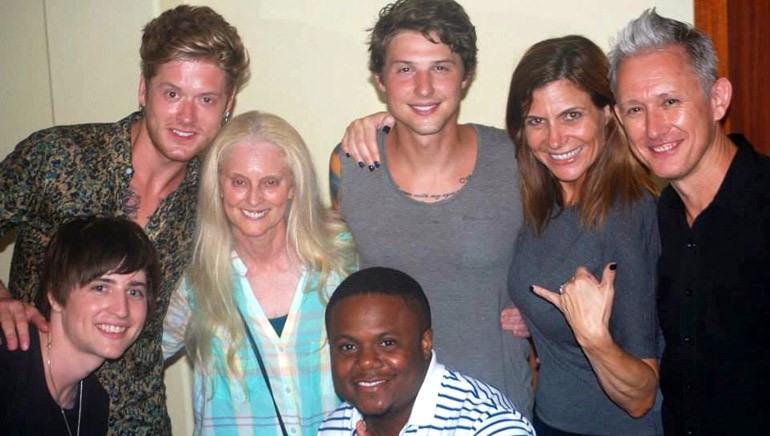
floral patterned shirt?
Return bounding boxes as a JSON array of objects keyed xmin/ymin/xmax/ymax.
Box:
[{"xmin": 0, "ymin": 111, "xmax": 199, "ymax": 435}]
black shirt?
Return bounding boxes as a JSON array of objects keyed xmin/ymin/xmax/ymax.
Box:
[
  {"xmin": 0, "ymin": 325, "xmax": 110, "ymax": 435},
  {"xmin": 657, "ymin": 134, "xmax": 770, "ymax": 435}
]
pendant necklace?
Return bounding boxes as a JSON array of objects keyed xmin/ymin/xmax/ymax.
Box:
[{"xmin": 47, "ymin": 335, "xmax": 82, "ymax": 436}]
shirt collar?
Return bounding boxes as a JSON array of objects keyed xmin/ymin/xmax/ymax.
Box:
[
  {"xmin": 659, "ymin": 133, "xmax": 756, "ymax": 218},
  {"xmin": 114, "ymin": 112, "xmax": 144, "ymax": 183},
  {"xmin": 403, "ymin": 351, "xmax": 443, "ymax": 428},
  {"xmin": 347, "ymin": 351, "xmax": 442, "ymax": 433},
  {"xmin": 709, "ymin": 133, "xmax": 756, "ymax": 217},
  {"xmin": 232, "ymin": 252, "xmax": 248, "ymax": 276}
]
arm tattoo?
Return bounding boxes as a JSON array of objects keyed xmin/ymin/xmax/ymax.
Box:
[
  {"xmin": 329, "ymin": 167, "xmax": 342, "ymax": 205},
  {"xmin": 329, "ymin": 145, "xmax": 343, "ymax": 207}
]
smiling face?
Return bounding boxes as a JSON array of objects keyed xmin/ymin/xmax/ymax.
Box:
[
  {"xmin": 219, "ymin": 140, "xmax": 295, "ymax": 244},
  {"xmin": 375, "ymin": 31, "xmax": 469, "ymax": 138},
  {"xmin": 524, "ymin": 79, "xmax": 609, "ymax": 203},
  {"xmin": 139, "ymin": 59, "xmax": 234, "ymax": 164},
  {"xmin": 328, "ymin": 294, "xmax": 432, "ymax": 429},
  {"xmin": 614, "ymin": 45, "xmax": 728, "ymax": 183},
  {"xmin": 52, "ymin": 270, "xmax": 148, "ymax": 362}
]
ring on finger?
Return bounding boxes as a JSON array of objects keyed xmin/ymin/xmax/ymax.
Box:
[{"xmin": 558, "ymin": 284, "xmax": 566, "ymax": 294}]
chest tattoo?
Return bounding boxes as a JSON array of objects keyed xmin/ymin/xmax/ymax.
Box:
[{"xmin": 122, "ymin": 187, "xmax": 142, "ymax": 219}]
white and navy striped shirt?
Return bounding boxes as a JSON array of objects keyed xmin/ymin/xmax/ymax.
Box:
[{"xmin": 318, "ymin": 352, "xmax": 534, "ymax": 435}]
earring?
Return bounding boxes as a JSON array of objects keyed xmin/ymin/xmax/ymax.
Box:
[
  {"xmin": 222, "ymin": 110, "xmax": 231, "ymax": 126},
  {"xmin": 139, "ymin": 104, "xmax": 145, "ymax": 114}
]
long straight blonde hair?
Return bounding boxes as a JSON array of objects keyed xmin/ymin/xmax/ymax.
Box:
[{"xmin": 184, "ymin": 110, "xmax": 355, "ymax": 376}]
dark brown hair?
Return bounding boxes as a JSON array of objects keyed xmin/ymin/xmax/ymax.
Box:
[
  {"xmin": 505, "ymin": 35, "xmax": 657, "ymax": 234},
  {"xmin": 368, "ymin": 0, "xmax": 477, "ymax": 78},
  {"xmin": 35, "ymin": 217, "xmax": 161, "ymax": 318}
]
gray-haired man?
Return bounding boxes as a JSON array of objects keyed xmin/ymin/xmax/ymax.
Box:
[{"xmin": 610, "ymin": 9, "xmax": 770, "ymax": 435}]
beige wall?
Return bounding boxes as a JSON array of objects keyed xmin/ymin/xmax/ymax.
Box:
[{"xmin": 1, "ymin": 1, "xmax": 692, "ymax": 434}]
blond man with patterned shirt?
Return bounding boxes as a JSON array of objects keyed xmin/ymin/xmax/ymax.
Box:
[{"xmin": 0, "ymin": 5, "xmax": 249, "ymax": 434}]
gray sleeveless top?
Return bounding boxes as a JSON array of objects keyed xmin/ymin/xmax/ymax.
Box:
[{"xmin": 340, "ymin": 124, "xmax": 532, "ymax": 416}]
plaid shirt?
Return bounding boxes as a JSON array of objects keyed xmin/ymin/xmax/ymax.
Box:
[{"xmin": 163, "ymin": 254, "xmax": 342, "ymax": 435}]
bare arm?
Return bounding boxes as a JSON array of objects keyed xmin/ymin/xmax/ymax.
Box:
[
  {"xmin": 340, "ymin": 112, "xmax": 394, "ymax": 169},
  {"xmin": 532, "ymin": 264, "xmax": 658, "ymax": 417},
  {"xmin": 0, "ymin": 279, "xmax": 48, "ymax": 351}
]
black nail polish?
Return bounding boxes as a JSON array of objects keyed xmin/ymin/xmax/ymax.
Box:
[
  {"xmin": 374, "ymin": 161, "xmax": 381, "ymax": 168},
  {"xmin": 345, "ymin": 152, "xmax": 350, "ymax": 158},
  {"xmin": 609, "ymin": 263, "xmax": 617, "ymax": 271},
  {"xmin": 529, "ymin": 285, "xmax": 534, "ymax": 292},
  {"xmin": 382, "ymin": 125, "xmax": 391, "ymax": 134},
  {"xmin": 368, "ymin": 165, "xmax": 375, "ymax": 171},
  {"xmin": 358, "ymin": 161, "xmax": 365, "ymax": 168}
]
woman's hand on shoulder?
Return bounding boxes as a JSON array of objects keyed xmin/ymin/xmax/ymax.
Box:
[{"xmin": 340, "ymin": 112, "xmax": 394, "ymax": 169}]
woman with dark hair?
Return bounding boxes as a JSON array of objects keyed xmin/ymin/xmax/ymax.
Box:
[
  {"xmin": 0, "ymin": 217, "xmax": 158, "ymax": 435},
  {"xmin": 503, "ymin": 35, "xmax": 660, "ymax": 435}
]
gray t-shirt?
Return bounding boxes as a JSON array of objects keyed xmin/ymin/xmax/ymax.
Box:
[
  {"xmin": 508, "ymin": 194, "xmax": 660, "ymax": 435},
  {"xmin": 340, "ymin": 124, "xmax": 533, "ymax": 417}
]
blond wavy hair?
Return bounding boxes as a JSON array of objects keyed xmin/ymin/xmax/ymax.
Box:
[
  {"xmin": 184, "ymin": 110, "xmax": 355, "ymax": 376},
  {"xmin": 140, "ymin": 4, "xmax": 250, "ymax": 92}
]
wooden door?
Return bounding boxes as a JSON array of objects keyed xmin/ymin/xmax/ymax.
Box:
[{"xmin": 695, "ymin": 0, "xmax": 770, "ymax": 155}]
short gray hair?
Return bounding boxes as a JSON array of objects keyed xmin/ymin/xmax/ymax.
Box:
[{"xmin": 609, "ymin": 8, "xmax": 717, "ymax": 95}]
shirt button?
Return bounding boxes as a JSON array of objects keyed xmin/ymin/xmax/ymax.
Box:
[
  {"xmin": 685, "ymin": 289, "xmax": 693, "ymax": 297},
  {"xmin": 290, "ymin": 428, "xmax": 297, "ymax": 434},
  {"xmin": 683, "ymin": 336, "xmax": 692, "ymax": 344},
  {"xmin": 686, "ymin": 242, "xmax": 696, "ymax": 248},
  {"xmin": 285, "ymin": 387, "xmax": 291, "ymax": 394},
  {"xmin": 124, "ymin": 167, "xmax": 134, "ymax": 176},
  {"xmin": 685, "ymin": 383, "xmax": 693, "ymax": 390}
]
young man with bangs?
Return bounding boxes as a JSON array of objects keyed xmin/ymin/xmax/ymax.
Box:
[
  {"xmin": 329, "ymin": 0, "xmax": 532, "ymax": 417},
  {"xmin": 1, "ymin": 217, "xmax": 159, "ymax": 435},
  {"xmin": 0, "ymin": 5, "xmax": 249, "ymax": 433}
]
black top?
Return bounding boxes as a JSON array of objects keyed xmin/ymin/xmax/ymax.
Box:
[
  {"xmin": 0, "ymin": 325, "xmax": 110, "ymax": 435},
  {"xmin": 657, "ymin": 134, "xmax": 770, "ymax": 435}
]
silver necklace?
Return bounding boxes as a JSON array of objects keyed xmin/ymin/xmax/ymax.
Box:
[{"xmin": 46, "ymin": 336, "xmax": 83, "ymax": 436}]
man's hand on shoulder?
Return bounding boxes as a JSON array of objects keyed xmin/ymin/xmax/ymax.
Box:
[
  {"xmin": 501, "ymin": 305, "xmax": 531, "ymax": 338},
  {"xmin": 0, "ymin": 283, "xmax": 48, "ymax": 350}
]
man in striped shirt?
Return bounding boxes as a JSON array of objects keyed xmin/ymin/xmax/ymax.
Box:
[{"xmin": 318, "ymin": 267, "xmax": 534, "ymax": 436}]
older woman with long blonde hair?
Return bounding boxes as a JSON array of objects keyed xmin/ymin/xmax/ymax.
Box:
[{"xmin": 163, "ymin": 111, "xmax": 355, "ymax": 435}]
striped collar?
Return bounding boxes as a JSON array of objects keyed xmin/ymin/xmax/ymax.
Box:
[
  {"xmin": 346, "ymin": 351, "xmax": 442, "ymax": 433},
  {"xmin": 404, "ymin": 351, "xmax": 443, "ymax": 428}
]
